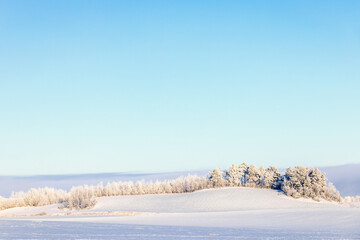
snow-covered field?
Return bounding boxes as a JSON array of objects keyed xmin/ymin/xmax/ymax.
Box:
[
  {"xmin": 1, "ymin": 166, "xmax": 359, "ymax": 239},
  {"xmin": 1, "ymin": 220, "xmax": 358, "ymax": 240},
  {"xmin": 1, "ymin": 188, "xmax": 360, "ymax": 239}
]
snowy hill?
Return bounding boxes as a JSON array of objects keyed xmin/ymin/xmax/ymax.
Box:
[
  {"xmin": 92, "ymin": 188, "xmax": 341, "ymax": 213},
  {"xmin": 1, "ymin": 188, "xmax": 359, "ymax": 228},
  {"xmin": 0, "ymin": 188, "xmax": 344, "ymax": 218},
  {"xmin": 1, "ymin": 188, "xmax": 359, "ymax": 239}
]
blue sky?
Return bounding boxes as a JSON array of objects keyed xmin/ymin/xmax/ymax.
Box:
[{"xmin": 0, "ymin": 0, "xmax": 359, "ymax": 175}]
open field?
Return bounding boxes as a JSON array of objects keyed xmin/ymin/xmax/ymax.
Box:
[
  {"xmin": 1, "ymin": 188, "xmax": 359, "ymax": 239},
  {"xmin": 1, "ymin": 220, "xmax": 358, "ymax": 240}
]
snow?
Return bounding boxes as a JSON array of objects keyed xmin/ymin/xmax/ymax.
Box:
[
  {"xmin": 92, "ymin": 188, "xmax": 341, "ymax": 213},
  {"xmin": 1, "ymin": 169, "xmax": 360, "ymax": 239},
  {"xmin": 0, "ymin": 204, "xmax": 65, "ymax": 217},
  {"xmin": 0, "ymin": 188, "xmax": 343, "ymax": 217},
  {"xmin": 2, "ymin": 220, "xmax": 359, "ymax": 240},
  {"xmin": 1, "ymin": 188, "xmax": 360, "ymax": 239}
]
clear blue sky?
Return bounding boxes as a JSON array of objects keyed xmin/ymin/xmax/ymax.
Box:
[{"xmin": 0, "ymin": 0, "xmax": 359, "ymax": 175}]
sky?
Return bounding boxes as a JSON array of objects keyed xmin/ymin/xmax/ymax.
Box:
[{"xmin": 0, "ymin": 0, "xmax": 359, "ymax": 175}]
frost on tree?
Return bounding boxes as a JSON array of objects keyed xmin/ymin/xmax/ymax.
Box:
[
  {"xmin": 238, "ymin": 162, "xmax": 249, "ymax": 185},
  {"xmin": 0, "ymin": 163, "xmax": 343, "ymax": 212},
  {"xmin": 244, "ymin": 165, "xmax": 261, "ymax": 187},
  {"xmin": 263, "ymin": 166, "xmax": 282, "ymax": 189},
  {"xmin": 281, "ymin": 166, "xmax": 341, "ymax": 202},
  {"xmin": 209, "ymin": 168, "xmax": 225, "ymax": 187},
  {"xmin": 224, "ymin": 164, "xmax": 242, "ymax": 187}
]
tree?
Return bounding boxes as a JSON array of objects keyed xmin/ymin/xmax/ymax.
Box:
[
  {"xmin": 209, "ymin": 168, "xmax": 225, "ymax": 187},
  {"xmin": 263, "ymin": 166, "xmax": 282, "ymax": 189},
  {"xmin": 238, "ymin": 162, "xmax": 249, "ymax": 185},
  {"xmin": 224, "ymin": 164, "xmax": 242, "ymax": 186},
  {"xmin": 280, "ymin": 166, "xmax": 340, "ymax": 201},
  {"xmin": 245, "ymin": 165, "xmax": 261, "ymax": 186}
]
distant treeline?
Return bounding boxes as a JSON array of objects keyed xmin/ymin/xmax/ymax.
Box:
[
  {"xmin": 0, "ymin": 163, "xmax": 342, "ymax": 211},
  {"xmin": 208, "ymin": 163, "xmax": 341, "ymax": 202},
  {"xmin": 0, "ymin": 175, "xmax": 208, "ymax": 210}
]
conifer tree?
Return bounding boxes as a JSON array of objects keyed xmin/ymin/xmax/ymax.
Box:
[{"xmin": 209, "ymin": 168, "xmax": 225, "ymax": 187}]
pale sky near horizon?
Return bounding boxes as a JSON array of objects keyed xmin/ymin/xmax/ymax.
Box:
[{"xmin": 0, "ymin": 0, "xmax": 359, "ymax": 175}]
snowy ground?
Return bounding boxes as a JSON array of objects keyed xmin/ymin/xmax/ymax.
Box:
[
  {"xmin": 1, "ymin": 188, "xmax": 360, "ymax": 239},
  {"xmin": 1, "ymin": 220, "xmax": 358, "ymax": 240}
]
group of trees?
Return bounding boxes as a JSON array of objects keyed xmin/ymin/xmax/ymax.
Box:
[
  {"xmin": 209, "ymin": 163, "xmax": 341, "ymax": 202},
  {"xmin": 209, "ymin": 163, "xmax": 282, "ymax": 189},
  {"xmin": 343, "ymin": 195, "xmax": 360, "ymax": 208},
  {"xmin": 0, "ymin": 187, "xmax": 68, "ymax": 211},
  {"xmin": 0, "ymin": 175, "xmax": 209, "ymax": 210},
  {"xmin": 0, "ymin": 163, "xmax": 342, "ymax": 211},
  {"xmin": 281, "ymin": 166, "xmax": 341, "ymax": 201}
]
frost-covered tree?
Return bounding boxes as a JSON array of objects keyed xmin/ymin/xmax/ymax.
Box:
[
  {"xmin": 343, "ymin": 195, "xmax": 360, "ymax": 203},
  {"xmin": 282, "ymin": 166, "xmax": 307, "ymax": 198},
  {"xmin": 0, "ymin": 195, "xmax": 18, "ymax": 210},
  {"xmin": 262, "ymin": 166, "xmax": 282, "ymax": 189},
  {"xmin": 259, "ymin": 165, "xmax": 265, "ymax": 185},
  {"xmin": 135, "ymin": 180, "xmax": 146, "ymax": 195},
  {"xmin": 224, "ymin": 164, "xmax": 242, "ymax": 187},
  {"xmin": 244, "ymin": 165, "xmax": 261, "ymax": 187},
  {"xmin": 0, "ymin": 163, "xmax": 343, "ymax": 212},
  {"xmin": 238, "ymin": 162, "xmax": 249, "ymax": 185},
  {"xmin": 209, "ymin": 168, "xmax": 225, "ymax": 187},
  {"xmin": 281, "ymin": 166, "xmax": 340, "ymax": 202},
  {"xmin": 68, "ymin": 186, "xmax": 97, "ymax": 209},
  {"xmin": 324, "ymin": 182, "xmax": 341, "ymax": 202}
]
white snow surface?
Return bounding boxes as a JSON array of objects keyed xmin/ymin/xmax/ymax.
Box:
[
  {"xmin": 0, "ymin": 187, "xmax": 344, "ymax": 218},
  {"xmin": 92, "ymin": 187, "xmax": 341, "ymax": 213},
  {"xmin": 1, "ymin": 187, "xmax": 360, "ymax": 239}
]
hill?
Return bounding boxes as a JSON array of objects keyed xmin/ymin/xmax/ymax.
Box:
[{"xmin": 1, "ymin": 187, "xmax": 359, "ymax": 239}]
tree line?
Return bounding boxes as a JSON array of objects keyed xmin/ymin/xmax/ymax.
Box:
[
  {"xmin": 0, "ymin": 163, "xmax": 342, "ymax": 211},
  {"xmin": 209, "ymin": 163, "xmax": 341, "ymax": 202},
  {"xmin": 0, "ymin": 175, "xmax": 208, "ymax": 210}
]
